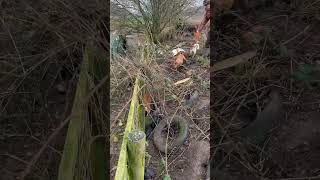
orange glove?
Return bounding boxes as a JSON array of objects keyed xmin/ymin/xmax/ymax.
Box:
[{"xmin": 194, "ymin": 31, "xmax": 201, "ymax": 41}]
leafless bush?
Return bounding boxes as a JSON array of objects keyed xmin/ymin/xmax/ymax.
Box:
[{"xmin": 111, "ymin": 0, "xmax": 197, "ymax": 43}]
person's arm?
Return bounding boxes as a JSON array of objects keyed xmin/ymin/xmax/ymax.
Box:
[
  {"xmin": 194, "ymin": 6, "xmax": 210, "ymax": 41},
  {"xmin": 197, "ymin": 8, "xmax": 210, "ymax": 32}
]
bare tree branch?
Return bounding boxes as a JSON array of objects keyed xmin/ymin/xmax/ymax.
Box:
[{"xmin": 111, "ymin": 0, "xmax": 195, "ymax": 43}]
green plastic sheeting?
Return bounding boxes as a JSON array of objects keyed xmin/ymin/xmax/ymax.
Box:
[{"xmin": 111, "ymin": 32, "xmax": 127, "ymax": 57}]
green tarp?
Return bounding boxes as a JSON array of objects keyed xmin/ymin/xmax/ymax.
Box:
[{"xmin": 111, "ymin": 32, "xmax": 126, "ymax": 56}]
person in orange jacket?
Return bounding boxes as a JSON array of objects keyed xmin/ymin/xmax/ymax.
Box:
[{"xmin": 195, "ymin": 0, "xmax": 211, "ymax": 48}]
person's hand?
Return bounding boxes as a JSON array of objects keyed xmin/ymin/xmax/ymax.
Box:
[{"xmin": 194, "ymin": 31, "xmax": 201, "ymax": 41}]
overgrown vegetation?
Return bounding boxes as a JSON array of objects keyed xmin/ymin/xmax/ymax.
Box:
[
  {"xmin": 1, "ymin": 1, "xmax": 109, "ymax": 180},
  {"xmin": 212, "ymin": 0, "xmax": 320, "ymax": 179},
  {"xmin": 110, "ymin": 1, "xmax": 210, "ymax": 180},
  {"xmin": 111, "ymin": 0, "xmax": 197, "ymax": 43}
]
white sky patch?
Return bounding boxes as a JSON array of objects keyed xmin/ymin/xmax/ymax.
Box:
[{"xmin": 195, "ymin": 0, "xmax": 203, "ymax": 7}]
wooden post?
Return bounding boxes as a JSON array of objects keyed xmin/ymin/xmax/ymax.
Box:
[
  {"xmin": 115, "ymin": 76, "xmax": 143, "ymax": 180},
  {"xmin": 127, "ymin": 130, "xmax": 146, "ymax": 180}
]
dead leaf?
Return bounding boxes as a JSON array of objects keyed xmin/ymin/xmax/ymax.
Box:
[
  {"xmin": 173, "ymin": 53, "xmax": 187, "ymax": 69},
  {"xmin": 211, "ymin": 51, "xmax": 257, "ymax": 72},
  {"xmin": 111, "ymin": 134, "xmax": 119, "ymax": 143},
  {"xmin": 174, "ymin": 78, "xmax": 191, "ymax": 86},
  {"xmin": 143, "ymin": 91, "xmax": 153, "ymax": 113}
]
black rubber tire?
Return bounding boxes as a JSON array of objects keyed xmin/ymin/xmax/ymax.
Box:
[{"xmin": 153, "ymin": 116, "xmax": 188, "ymax": 153}]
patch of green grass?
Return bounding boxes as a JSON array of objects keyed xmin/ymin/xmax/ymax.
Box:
[
  {"xmin": 196, "ymin": 56, "xmax": 210, "ymax": 67},
  {"xmin": 201, "ymin": 80, "xmax": 210, "ymax": 91}
]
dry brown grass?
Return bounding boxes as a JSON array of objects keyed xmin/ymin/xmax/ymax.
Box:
[
  {"xmin": 211, "ymin": 0, "xmax": 320, "ymax": 179},
  {"xmin": 110, "ymin": 25, "xmax": 210, "ymax": 178},
  {"xmin": 1, "ymin": 0, "xmax": 109, "ymax": 179}
]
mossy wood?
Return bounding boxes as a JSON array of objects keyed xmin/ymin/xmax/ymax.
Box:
[
  {"xmin": 57, "ymin": 46, "xmax": 109, "ymax": 180},
  {"xmin": 57, "ymin": 48, "xmax": 89, "ymax": 180},
  {"xmin": 114, "ymin": 75, "xmax": 147, "ymax": 180},
  {"xmin": 86, "ymin": 47, "xmax": 109, "ymax": 180},
  {"xmin": 127, "ymin": 130, "xmax": 146, "ymax": 180}
]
